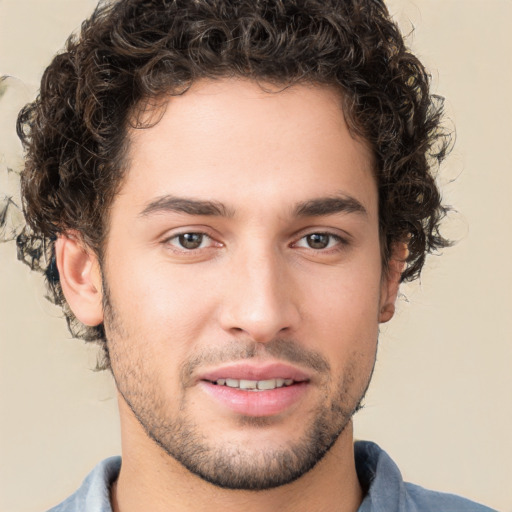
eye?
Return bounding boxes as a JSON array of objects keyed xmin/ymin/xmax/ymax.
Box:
[
  {"xmin": 295, "ymin": 233, "xmax": 344, "ymax": 250},
  {"xmin": 167, "ymin": 232, "xmax": 213, "ymax": 250}
]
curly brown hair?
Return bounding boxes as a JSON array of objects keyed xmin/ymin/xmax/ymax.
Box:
[{"xmin": 16, "ymin": 0, "xmax": 451, "ymax": 357}]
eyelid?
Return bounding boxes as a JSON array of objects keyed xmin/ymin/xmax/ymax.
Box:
[
  {"xmin": 290, "ymin": 229, "xmax": 352, "ymax": 253},
  {"xmin": 294, "ymin": 226, "xmax": 351, "ymax": 241},
  {"xmin": 161, "ymin": 228, "xmax": 223, "ymax": 251}
]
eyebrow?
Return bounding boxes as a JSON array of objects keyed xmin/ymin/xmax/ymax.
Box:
[
  {"xmin": 139, "ymin": 196, "xmax": 234, "ymax": 218},
  {"xmin": 294, "ymin": 195, "xmax": 367, "ymax": 218},
  {"xmin": 139, "ymin": 193, "xmax": 367, "ymax": 219}
]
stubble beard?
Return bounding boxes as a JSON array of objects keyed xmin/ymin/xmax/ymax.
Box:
[{"xmin": 103, "ymin": 286, "xmax": 375, "ymax": 491}]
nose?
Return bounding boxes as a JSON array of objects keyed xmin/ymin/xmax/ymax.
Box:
[{"xmin": 218, "ymin": 245, "xmax": 301, "ymax": 343}]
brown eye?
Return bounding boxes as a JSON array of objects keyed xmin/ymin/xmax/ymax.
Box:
[
  {"xmin": 178, "ymin": 233, "xmax": 205, "ymax": 249},
  {"xmin": 306, "ymin": 233, "xmax": 330, "ymax": 249},
  {"xmin": 294, "ymin": 232, "xmax": 344, "ymax": 251}
]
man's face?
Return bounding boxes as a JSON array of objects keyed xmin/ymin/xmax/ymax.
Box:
[{"xmin": 99, "ymin": 79, "xmax": 395, "ymax": 489}]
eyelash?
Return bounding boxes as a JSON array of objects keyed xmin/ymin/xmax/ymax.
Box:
[
  {"xmin": 163, "ymin": 231, "xmax": 348, "ymax": 253},
  {"xmin": 164, "ymin": 232, "xmax": 218, "ymax": 251},
  {"xmin": 292, "ymin": 232, "xmax": 347, "ymax": 251}
]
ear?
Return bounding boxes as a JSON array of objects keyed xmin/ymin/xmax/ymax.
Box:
[
  {"xmin": 379, "ymin": 242, "xmax": 408, "ymax": 323},
  {"xmin": 55, "ymin": 232, "xmax": 104, "ymax": 326}
]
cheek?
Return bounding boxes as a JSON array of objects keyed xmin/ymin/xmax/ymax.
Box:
[
  {"xmin": 104, "ymin": 267, "xmax": 209, "ymax": 399},
  {"xmin": 300, "ymin": 259, "xmax": 382, "ymax": 360},
  {"xmin": 105, "ymin": 258, "xmax": 219, "ymax": 355}
]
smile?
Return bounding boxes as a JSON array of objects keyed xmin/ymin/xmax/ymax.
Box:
[
  {"xmin": 208, "ymin": 378, "xmax": 295, "ymax": 391},
  {"xmin": 197, "ymin": 362, "xmax": 312, "ymax": 416}
]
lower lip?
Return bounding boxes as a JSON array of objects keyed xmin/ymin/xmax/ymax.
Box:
[{"xmin": 199, "ymin": 381, "xmax": 309, "ymax": 417}]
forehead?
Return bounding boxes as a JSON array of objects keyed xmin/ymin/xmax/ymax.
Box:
[{"xmin": 119, "ymin": 78, "xmax": 376, "ymax": 219}]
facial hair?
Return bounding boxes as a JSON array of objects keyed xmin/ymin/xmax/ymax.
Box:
[{"xmin": 103, "ymin": 282, "xmax": 375, "ymax": 491}]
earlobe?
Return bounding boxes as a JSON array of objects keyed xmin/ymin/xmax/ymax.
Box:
[
  {"xmin": 379, "ymin": 242, "xmax": 408, "ymax": 324},
  {"xmin": 55, "ymin": 232, "xmax": 104, "ymax": 326}
]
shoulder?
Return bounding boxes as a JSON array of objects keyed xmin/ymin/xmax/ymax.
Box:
[
  {"xmin": 354, "ymin": 441, "xmax": 496, "ymax": 512},
  {"xmin": 46, "ymin": 456, "xmax": 121, "ymax": 512},
  {"xmin": 402, "ymin": 482, "xmax": 497, "ymax": 512}
]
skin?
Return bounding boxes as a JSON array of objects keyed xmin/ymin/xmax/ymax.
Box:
[{"xmin": 56, "ymin": 78, "xmax": 403, "ymax": 512}]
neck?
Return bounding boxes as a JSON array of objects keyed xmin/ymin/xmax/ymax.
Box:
[{"xmin": 112, "ymin": 404, "xmax": 363, "ymax": 512}]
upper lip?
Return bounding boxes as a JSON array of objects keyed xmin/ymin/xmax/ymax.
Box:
[{"xmin": 198, "ymin": 362, "xmax": 311, "ymax": 383}]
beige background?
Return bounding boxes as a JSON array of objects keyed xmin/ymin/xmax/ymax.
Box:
[{"xmin": 1, "ymin": 1, "xmax": 511, "ymax": 511}]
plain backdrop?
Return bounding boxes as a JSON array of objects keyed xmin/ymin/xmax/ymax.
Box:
[{"xmin": 1, "ymin": 1, "xmax": 511, "ymax": 511}]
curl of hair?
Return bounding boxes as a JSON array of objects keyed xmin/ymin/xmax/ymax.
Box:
[{"xmin": 17, "ymin": 0, "xmax": 452, "ymax": 366}]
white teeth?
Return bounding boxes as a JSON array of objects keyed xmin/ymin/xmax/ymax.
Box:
[
  {"xmin": 257, "ymin": 379, "xmax": 277, "ymax": 390},
  {"xmin": 213, "ymin": 378, "xmax": 295, "ymax": 390},
  {"xmin": 239, "ymin": 379, "xmax": 257, "ymax": 390}
]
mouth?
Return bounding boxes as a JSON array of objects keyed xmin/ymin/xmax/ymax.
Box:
[
  {"xmin": 197, "ymin": 363, "xmax": 311, "ymax": 417},
  {"xmin": 205, "ymin": 377, "xmax": 297, "ymax": 391}
]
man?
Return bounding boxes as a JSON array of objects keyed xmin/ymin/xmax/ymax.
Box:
[{"xmin": 13, "ymin": 0, "xmax": 495, "ymax": 511}]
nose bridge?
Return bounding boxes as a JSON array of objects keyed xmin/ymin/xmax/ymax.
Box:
[{"xmin": 219, "ymin": 238, "xmax": 299, "ymax": 342}]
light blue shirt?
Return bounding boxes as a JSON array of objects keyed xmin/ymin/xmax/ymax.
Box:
[{"xmin": 47, "ymin": 441, "xmax": 496, "ymax": 512}]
